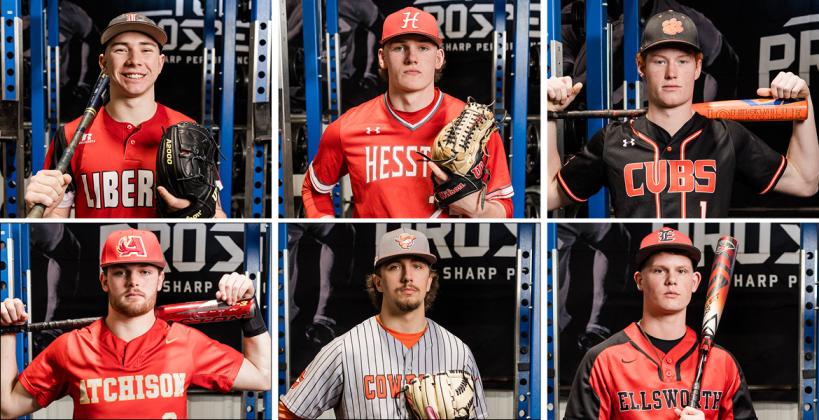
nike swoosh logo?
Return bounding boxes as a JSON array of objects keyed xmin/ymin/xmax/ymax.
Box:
[
  {"xmin": 165, "ymin": 337, "xmax": 178, "ymax": 345},
  {"xmin": 621, "ymin": 358, "xmax": 636, "ymax": 364}
]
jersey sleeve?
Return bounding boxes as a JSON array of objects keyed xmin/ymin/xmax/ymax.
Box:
[
  {"xmin": 280, "ymin": 337, "xmax": 345, "ymax": 419},
  {"xmin": 483, "ymin": 130, "xmax": 514, "ymax": 217},
  {"xmin": 727, "ymin": 120, "xmax": 787, "ymax": 195},
  {"xmin": 18, "ymin": 334, "xmax": 70, "ymax": 408},
  {"xmin": 720, "ymin": 350, "xmax": 757, "ymax": 420},
  {"xmin": 186, "ymin": 326, "xmax": 245, "ymax": 392},
  {"xmin": 564, "ymin": 349, "xmax": 611, "ymax": 420},
  {"xmin": 465, "ymin": 346, "xmax": 489, "ymax": 419},
  {"xmin": 556, "ymin": 127, "xmax": 608, "ymax": 202},
  {"xmin": 302, "ymin": 120, "xmax": 346, "ymax": 218}
]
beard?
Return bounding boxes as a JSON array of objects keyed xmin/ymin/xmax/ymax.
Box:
[
  {"xmin": 109, "ymin": 291, "xmax": 156, "ymax": 317},
  {"xmin": 394, "ymin": 293, "xmax": 424, "ymax": 312}
]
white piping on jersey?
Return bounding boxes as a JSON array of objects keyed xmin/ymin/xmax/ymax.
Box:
[
  {"xmin": 430, "ymin": 208, "xmax": 444, "ymax": 218},
  {"xmin": 308, "ymin": 162, "xmax": 337, "ymax": 194},
  {"xmin": 383, "ymin": 92, "xmax": 444, "ymax": 131},
  {"xmin": 485, "ymin": 185, "xmax": 514, "ymax": 199}
]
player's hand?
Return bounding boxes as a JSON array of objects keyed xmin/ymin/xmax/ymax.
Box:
[
  {"xmin": 429, "ymin": 163, "xmax": 483, "ymax": 217},
  {"xmin": 547, "ymin": 76, "xmax": 583, "ymax": 112},
  {"xmin": 216, "ymin": 273, "xmax": 255, "ymax": 306},
  {"xmin": 0, "ymin": 298, "xmax": 29, "ymax": 329},
  {"xmin": 157, "ymin": 186, "xmax": 192, "ymax": 212},
  {"xmin": 24, "ymin": 170, "xmax": 71, "ymax": 214},
  {"xmin": 674, "ymin": 406, "xmax": 705, "ymax": 420},
  {"xmin": 757, "ymin": 71, "xmax": 809, "ymax": 100}
]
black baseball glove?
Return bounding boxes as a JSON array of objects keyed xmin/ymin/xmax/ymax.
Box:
[{"xmin": 156, "ymin": 122, "xmax": 219, "ymax": 218}]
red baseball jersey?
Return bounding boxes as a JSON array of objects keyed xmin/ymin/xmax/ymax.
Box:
[
  {"xmin": 44, "ymin": 104, "xmax": 193, "ymax": 218},
  {"xmin": 557, "ymin": 114, "xmax": 786, "ymax": 218},
  {"xmin": 564, "ymin": 323, "xmax": 755, "ymax": 420},
  {"xmin": 302, "ymin": 89, "xmax": 514, "ymax": 218},
  {"xmin": 19, "ymin": 318, "xmax": 244, "ymax": 419}
]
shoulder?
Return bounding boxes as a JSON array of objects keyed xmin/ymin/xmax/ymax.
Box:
[
  {"xmin": 167, "ymin": 321, "xmax": 212, "ymax": 342},
  {"xmin": 439, "ymin": 93, "xmax": 467, "ymax": 117},
  {"xmin": 339, "ymin": 95, "xmax": 386, "ymax": 122},
  {"xmin": 155, "ymin": 104, "xmax": 195, "ymax": 125},
  {"xmin": 578, "ymin": 328, "xmax": 632, "ymax": 368},
  {"xmin": 711, "ymin": 345, "xmax": 743, "ymax": 373},
  {"xmin": 426, "ymin": 319, "xmax": 470, "ymax": 349}
]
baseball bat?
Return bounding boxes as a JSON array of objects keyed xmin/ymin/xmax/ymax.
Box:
[
  {"xmin": 688, "ymin": 236, "xmax": 738, "ymax": 409},
  {"xmin": 28, "ymin": 70, "xmax": 109, "ymax": 219},
  {"xmin": 0, "ymin": 298, "xmax": 256, "ymax": 334},
  {"xmin": 547, "ymin": 98, "xmax": 808, "ymax": 121}
]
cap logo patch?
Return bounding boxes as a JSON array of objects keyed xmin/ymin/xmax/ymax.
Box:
[
  {"xmin": 657, "ymin": 229, "xmax": 676, "ymax": 242},
  {"xmin": 395, "ymin": 233, "xmax": 417, "ymax": 249},
  {"xmin": 401, "ymin": 11, "xmax": 420, "ymax": 29},
  {"xmin": 116, "ymin": 236, "xmax": 147, "ymax": 258},
  {"xmin": 126, "ymin": 13, "xmax": 138, "ymax": 22},
  {"xmin": 662, "ymin": 18, "xmax": 684, "ymax": 36}
]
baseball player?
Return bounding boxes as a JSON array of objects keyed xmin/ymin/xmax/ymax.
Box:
[
  {"xmin": 547, "ymin": 10, "xmax": 819, "ymax": 218},
  {"xmin": 564, "ymin": 227, "xmax": 756, "ymax": 420},
  {"xmin": 24, "ymin": 12, "xmax": 226, "ymax": 218},
  {"xmin": 279, "ymin": 227, "xmax": 488, "ymax": 418},
  {"xmin": 302, "ymin": 7, "xmax": 514, "ymax": 218},
  {"xmin": 0, "ymin": 228, "xmax": 270, "ymax": 419}
]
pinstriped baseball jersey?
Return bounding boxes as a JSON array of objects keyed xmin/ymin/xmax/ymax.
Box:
[{"xmin": 282, "ymin": 316, "xmax": 488, "ymax": 419}]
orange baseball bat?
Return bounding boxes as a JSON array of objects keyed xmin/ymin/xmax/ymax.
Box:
[{"xmin": 548, "ymin": 98, "xmax": 808, "ymax": 121}]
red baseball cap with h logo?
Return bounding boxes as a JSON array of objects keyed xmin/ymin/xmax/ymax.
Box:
[
  {"xmin": 381, "ymin": 7, "xmax": 443, "ymax": 47},
  {"xmin": 100, "ymin": 229, "xmax": 166, "ymax": 269},
  {"xmin": 635, "ymin": 227, "xmax": 701, "ymax": 269}
]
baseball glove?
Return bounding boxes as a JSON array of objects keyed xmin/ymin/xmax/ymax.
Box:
[
  {"xmin": 156, "ymin": 122, "xmax": 219, "ymax": 218},
  {"xmin": 403, "ymin": 370, "xmax": 476, "ymax": 419},
  {"xmin": 418, "ymin": 98, "xmax": 496, "ymax": 210}
]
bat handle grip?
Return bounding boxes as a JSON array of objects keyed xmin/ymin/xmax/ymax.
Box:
[{"xmin": 28, "ymin": 203, "xmax": 46, "ymax": 219}]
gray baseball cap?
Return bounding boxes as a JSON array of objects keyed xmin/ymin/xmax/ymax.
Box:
[
  {"xmin": 640, "ymin": 10, "xmax": 701, "ymax": 54},
  {"xmin": 101, "ymin": 12, "xmax": 167, "ymax": 47},
  {"xmin": 374, "ymin": 228, "xmax": 437, "ymax": 268}
]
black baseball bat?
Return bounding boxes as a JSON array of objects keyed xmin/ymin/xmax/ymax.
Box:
[{"xmin": 28, "ymin": 71, "xmax": 109, "ymax": 218}]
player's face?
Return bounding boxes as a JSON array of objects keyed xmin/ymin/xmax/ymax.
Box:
[
  {"xmin": 101, "ymin": 263, "xmax": 164, "ymax": 317},
  {"xmin": 641, "ymin": 47, "xmax": 701, "ymax": 110},
  {"xmin": 378, "ymin": 36, "xmax": 444, "ymax": 93},
  {"xmin": 376, "ymin": 257, "xmax": 432, "ymax": 313},
  {"xmin": 635, "ymin": 252, "xmax": 701, "ymax": 316},
  {"xmin": 99, "ymin": 32, "xmax": 165, "ymax": 99}
]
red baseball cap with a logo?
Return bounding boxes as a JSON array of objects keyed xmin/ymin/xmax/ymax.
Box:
[
  {"xmin": 100, "ymin": 229, "xmax": 166, "ymax": 269},
  {"xmin": 635, "ymin": 227, "xmax": 701, "ymax": 269},
  {"xmin": 381, "ymin": 7, "xmax": 443, "ymax": 47}
]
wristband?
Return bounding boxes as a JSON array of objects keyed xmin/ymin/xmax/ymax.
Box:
[{"xmin": 241, "ymin": 298, "xmax": 268, "ymax": 337}]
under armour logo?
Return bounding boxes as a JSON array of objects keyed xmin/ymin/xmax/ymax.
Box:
[
  {"xmin": 79, "ymin": 133, "xmax": 95, "ymax": 144},
  {"xmin": 657, "ymin": 229, "xmax": 676, "ymax": 242},
  {"xmin": 402, "ymin": 12, "xmax": 420, "ymax": 29},
  {"xmin": 366, "ymin": 126, "xmax": 381, "ymax": 135},
  {"xmin": 116, "ymin": 236, "xmax": 147, "ymax": 257},
  {"xmin": 126, "ymin": 13, "xmax": 138, "ymax": 22},
  {"xmin": 622, "ymin": 138, "xmax": 635, "ymax": 147}
]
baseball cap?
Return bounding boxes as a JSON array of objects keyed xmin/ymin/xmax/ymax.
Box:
[
  {"xmin": 100, "ymin": 229, "xmax": 166, "ymax": 269},
  {"xmin": 634, "ymin": 227, "xmax": 701, "ymax": 269},
  {"xmin": 639, "ymin": 10, "xmax": 700, "ymax": 54},
  {"xmin": 101, "ymin": 12, "xmax": 167, "ymax": 47},
  {"xmin": 374, "ymin": 228, "xmax": 437, "ymax": 268},
  {"xmin": 381, "ymin": 7, "xmax": 443, "ymax": 47}
]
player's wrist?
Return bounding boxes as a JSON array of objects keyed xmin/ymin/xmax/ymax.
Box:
[{"xmin": 241, "ymin": 296, "xmax": 267, "ymax": 337}]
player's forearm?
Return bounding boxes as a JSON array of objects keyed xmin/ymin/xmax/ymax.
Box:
[
  {"xmin": 546, "ymin": 120, "xmax": 568, "ymax": 210},
  {"xmin": 241, "ymin": 332, "xmax": 272, "ymax": 391},
  {"xmin": 786, "ymin": 95, "xmax": 819, "ymax": 193},
  {"xmin": 473, "ymin": 200, "xmax": 506, "ymax": 218},
  {"xmin": 0, "ymin": 334, "xmax": 20, "ymax": 417}
]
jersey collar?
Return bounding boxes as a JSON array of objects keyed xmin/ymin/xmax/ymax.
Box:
[
  {"xmin": 383, "ymin": 89, "xmax": 444, "ymax": 131},
  {"xmin": 633, "ymin": 113, "xmax": 708, "ymax": 146}
]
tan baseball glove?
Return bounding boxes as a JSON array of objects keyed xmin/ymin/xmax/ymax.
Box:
[{"xmin": 403, "ymin": 370, "xmax": 476, "ymax": 419}]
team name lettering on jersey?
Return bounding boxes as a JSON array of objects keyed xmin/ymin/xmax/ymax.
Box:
[
  {"xmin": 623, "ymin": 160, "xmax": 716, "ymax": 197},
  {"xmin": 80, "ymin": 170, "xmax": 155, "ymax": 208},
  {"xmin": 365, "ymin": 146, "xmax": 432, "ymax": 183},
  {"xmin": 616, "ymin": 388, "xmax": 722, "ymax": 412},
  {"xmin": 78, "ymin": 373, "xmax": 186, "ymax": 404},
  {"xmin": 362, "ymin": 373, "xmax": 420, "ymax": 400}
]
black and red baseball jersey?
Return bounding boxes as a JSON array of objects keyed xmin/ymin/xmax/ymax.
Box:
[
  {"xmin": 19, "ymin": 318, "xmax": 243, "ymax": 419},
  {"xmin": 43, "ymin": 104, "xmax": 193, "ymax": 218},
  {"xmin": 557, "ymin": 114, "xmax": 786, "ymax": 218},
  {"xmin": 564, "ymin": 323, "xmax": 756, "ymax": 420}
]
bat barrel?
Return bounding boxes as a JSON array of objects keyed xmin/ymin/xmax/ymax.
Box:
[
  {"xmin": 0, "ymin": 317, "xmax": 101, "ymax": 334},
  {"xmin": 547, "ymin": 109, "xmax": 647, "ymax": 119}
]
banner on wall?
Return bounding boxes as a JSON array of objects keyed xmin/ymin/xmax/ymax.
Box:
[
  {"xmin": 287, "ymin": 223, "xmax": 521, "ymax": 388},
  {"xmin": 558, "ymin": 223, "xmax": 801, "ymax": 401},
  {"xmin": 29, "ymin": 223, "xmax": 257, "ymax": 356}
]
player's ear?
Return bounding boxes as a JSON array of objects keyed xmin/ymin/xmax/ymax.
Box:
[
  {"xmin": 634, "ymin": 271, "xmax": 643, "ymax": 291},
  {"xmin": 693, "ymin": 54, "xmax": 702, "ymax": 80},
  {"xmin": 99, "ymin": 53, "xmax": 107, "ymax": 74},
  {"xmin": 435, "ymin": 48, "xmax": 444, "ymax": 70},
  {"xmin": 373, "ymin": 274, "xmax": 384, "ymax": 293},
  {"xmin": 157, "ymin": 269, "xmax": 165, "ymax": 292},
  {"xmin": 99, "ymin": 270, "xmax": 109, "ymax": 293},
  {"xmin": 377, "ymin": 48, "xmax": 386, "ymax": 71},
  {"xmin": 158, "ymin": 53, "xmax": 166, "ymax": 71},
  {"xmin": 691, "ymin": 270, "xmax": 702, "ymax": 292}
]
